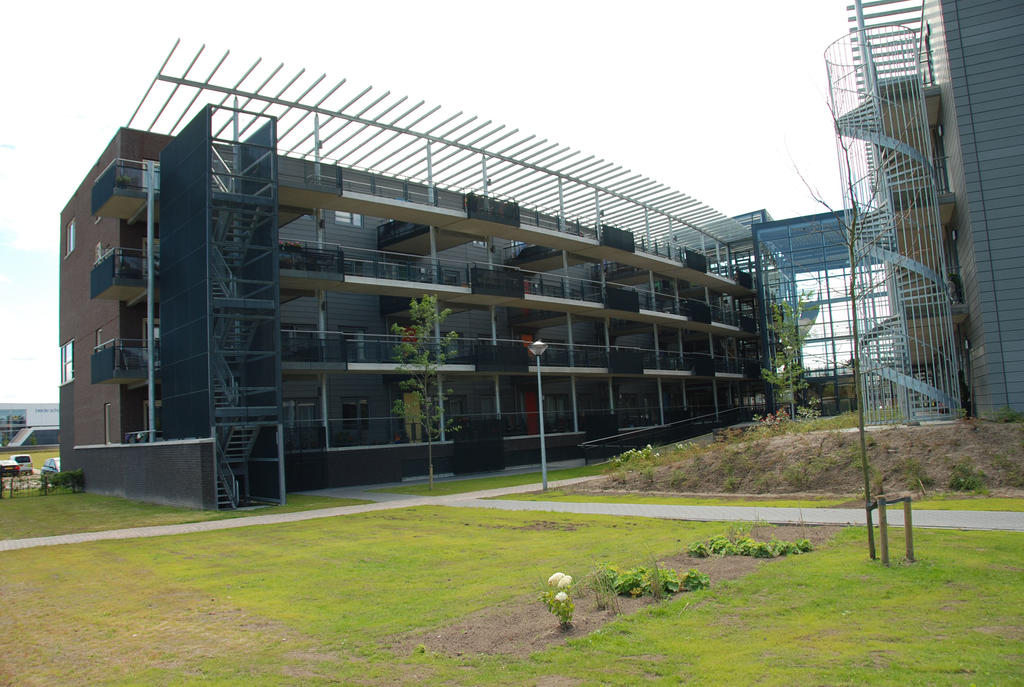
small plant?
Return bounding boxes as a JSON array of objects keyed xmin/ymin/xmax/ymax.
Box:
[
  {"xmin": 589, "ymin": 564, "xmax": 619, "ymax": 612},
  {"xmin": 992, "ymin": 405, "xmax": 1024, "ymax": 423},
  {"xmin": 680, "ymin": 569, "xmax": 710, "ymax": 592},
  {"xmin": 540, "ymin": 572, "xmax": 575, "ymax": 628},
  {"xmin": 115, "ymin": 174, "xmax": 134, "ymax": 187},
  {"xmin": 949, "ymin": 460, "xmax": 986, "ymax": 492}
]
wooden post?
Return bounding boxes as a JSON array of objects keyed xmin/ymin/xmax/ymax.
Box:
[
  {"xmin": 904, "ymin": 499, "xmax": 915, "ymax": 563},
  {"xmin": 877, "ymin": 497, "xmax": 889, "ymax": 567}
]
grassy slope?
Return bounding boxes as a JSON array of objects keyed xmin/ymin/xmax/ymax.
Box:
[
  {"xmin": 368, "ymin": 464, "xmax": 604, "ymax": 496},
  {"xmin": 0, "ymin": 493, "xmax": 370, "ymax": 540},
  {"xmin": 1, "ymin": 507, "xmax": 1021, "ymax": 686},
  {"xmin": 494, "ymin": 490, "xmax": 1024, "ymax": 512}
]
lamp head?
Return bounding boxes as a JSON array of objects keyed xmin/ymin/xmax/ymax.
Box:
[{"xmin": 527, "ymin": 340, "xmax": 549, "ymax": 357}]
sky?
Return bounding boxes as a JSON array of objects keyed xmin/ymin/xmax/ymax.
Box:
[{"xmin": 0, "ymin": 0, "xmax": 851, "ymax": 404}]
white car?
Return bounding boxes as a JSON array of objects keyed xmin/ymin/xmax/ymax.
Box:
[{"xmin": 10, "ymin": 454, "xmax": 33, "ymax": 475}]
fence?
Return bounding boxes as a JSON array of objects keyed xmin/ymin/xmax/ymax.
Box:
[{"xmin": 0, "ymin": 471, "xmax": 84, "ymax": 499}]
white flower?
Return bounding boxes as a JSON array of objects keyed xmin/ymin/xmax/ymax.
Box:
[
  {"xmin": 557, "ymin": 575, "xmax": 572, "ymax": 589},
  {"xmin": 554, "ymin": 592, "xmax": 568, "ymax": 603},
  {"xmin": 548, "ymin": 572, "xmax": 565, "ymax": 586}
]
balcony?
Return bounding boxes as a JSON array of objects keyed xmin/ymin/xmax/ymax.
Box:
[
  {"xmin": 91, "ymin": 339, "xmax": 158, "ymax": 385},
  {"xmin": 471, "ymin": 266, "xmax": 525, "ymax": 298},
  {"xmin": 92, "ymin": 159, "xmax": 157, "ymax": 219},
  {"xmin": 465, "ymin": 193, "xmax": 520, "ymax": 227},
  {"xmin": 504, "ymin": 244, "xmax": 586, "ymax": 271},
  {"xmin": 90, "ymin": 248, "xmax": 154, "ymax": 302},
  {"xmin": 605, "ymin": 286, "xmax": 640, "ymax": 313},
  {"xmin": 376, "ymin": 219, "xmax": 474, "ymax": 254},
  {"xmin": 600, "ymin": 225, "xmax": 635, "ymax": 253},
  {"xmin": 474, "ymin": 342, "xmax": 530, "ymax": 372}
]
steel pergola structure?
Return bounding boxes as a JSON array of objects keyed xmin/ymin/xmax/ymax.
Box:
[{"xmin": 128, "ymin": 40, "xmax": 749, "ymax": 257}]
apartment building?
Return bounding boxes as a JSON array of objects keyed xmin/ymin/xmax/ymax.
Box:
[{"xmin": 59, "ymin": 49, "xmax": 764, "ymax": 509}]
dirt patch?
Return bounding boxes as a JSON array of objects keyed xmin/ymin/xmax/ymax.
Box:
[
  {"xmin": 586, "ymin": 420, "xmax": 1024, "ymax": 499},
  {"xmin": 393, "ymin": 525, "xmax": 841, "ymax": 659},
  {"xmin": 513, "ymin": 520, "xmax": 583, "ymax": 532}
]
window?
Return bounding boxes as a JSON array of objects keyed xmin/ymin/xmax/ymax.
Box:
[
  {"xmin": 102, "ymin": 403, "xmax": 112, "ymax": 446},
  {"xmin": 334, "ymin": 211, "xmax": 362, "ymax": 226},
  {"xmin": 66, "ymin": 219, "xmax": 76, "ymax": 256},
  {"xmin": 60, "ymin": 340, "xmax": 75, "ymax": 384}
]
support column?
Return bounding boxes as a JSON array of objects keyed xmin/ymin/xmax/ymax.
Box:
[
  {"xmin": 145, "ymin": 160, "xmax": 156, "ymax": 442},
  {"xmin": 562, "ymin": 250, "xmax": 570, "ymax": 299},
  {"xmin": 316, "ymin": 207, "xmax": 330, "ymax": 449},
  {"xmin": 570, "ymin": 375, "xmax": 579, "ymax": 433},
  {"xmin": 713, "ymin": 379, "xmax": 720, "ymax": 420},
  {"xmin": 481, "ymin": 155, "xmax": 489, "ymax": 194},
  {"xmin": 426, "ymin": 140, "xmax": 435, "ymax": 204},
  {"xmin": 653, "ymin": 321, "xmax": 664, "ymax": 425},
  {"xmin": 605, "ymin": 317, "xmax": 614, "ymax": 417},
  {"xmin": 557, "ymin": 177, "xmax": 566, "ymax": 232},
  {"xmin": 429, "ymin": 226, "xmax": 438, "ymax": 284}
]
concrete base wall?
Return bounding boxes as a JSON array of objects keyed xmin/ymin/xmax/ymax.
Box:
[{"xmin": 70, "ymin": 439, "xmax": 216, "ymax": 510}]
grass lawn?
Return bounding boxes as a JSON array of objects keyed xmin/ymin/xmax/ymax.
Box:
[
  {"xmin": 0, "ymin": 447, "xmax": 59, "ymax": 469},
  {"xmin": 368, "ymin": 463, "xmax": 604, "ymax": 496},
  {"xmin": 0, "ymin": 493, "xmax": 370, "ymax": 540},
  {"xmin": 492, "ymin": 490, "xmax": 850, "ymax": 508},
  {"xmin": 493, "ymin": 490, "xmax": 1024, "ymax": 512},
  {"xmin": 1, "ymin": 506, "xmax": 1021, "ymax": 685}
]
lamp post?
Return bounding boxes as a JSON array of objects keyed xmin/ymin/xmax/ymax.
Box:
[{"xmin": 528, "ymin": 340, "xmax": 550, "ymax": 490}]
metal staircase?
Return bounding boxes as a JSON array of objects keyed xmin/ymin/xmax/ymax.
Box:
[
  {"xmin": 207, "ymin": 128, "xmax": 282, "ymax": 508},
  {"xmin": 827, "ymin": 25, "xmax": 960, "ymax": 423}
]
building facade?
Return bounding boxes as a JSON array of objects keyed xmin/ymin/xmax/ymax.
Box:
[{"xmin": 59, "ymin": 54, "xmax": 765, "ymax": 509}]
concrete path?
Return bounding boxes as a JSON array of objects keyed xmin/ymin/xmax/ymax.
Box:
[{"xmin": 3, "ymin": 474, "xmax": 1023, "ymax": 552}]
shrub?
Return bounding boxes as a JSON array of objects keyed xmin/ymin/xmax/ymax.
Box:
[
  {"xmin": 949, "ymin": 460, "xmax": 986, "ymax": 492},
  {"xmin": 45, "ymin": 469, "xmax": 85, "ymax": 493},
  {"xmin": 608, "ymin": 444, "xmax": 660, "ymax": 469},
  {"xmin": 902, "ymin": 457, "xmax": 935, "ymax": 491}
]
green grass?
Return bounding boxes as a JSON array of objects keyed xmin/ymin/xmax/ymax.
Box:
[
  {"xmin": 368, "ymin": 463, "xmax": 604, "ymax": 496},
  {"xmin": 0, "ymin": 492, "xmax": 370, "ymax": 540},
  {"xmin": 491, "ymin": 490, "xmax": 850, "ymax": 508},
  {"xmin": 910, "ymin": 496, "xmax": 1024, "ymax": 512},
  {"xmin": 0, "ymin": 447, "xmax": 59, "ymax": 468},
  {"xmin": 0, "ymin": 507, "xmax": 1020, "ymax": 686}
]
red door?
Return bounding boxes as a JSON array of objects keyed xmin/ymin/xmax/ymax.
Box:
[{"xmin": 523, "ymin": 391, "xmax": 539, "ymax": 435}]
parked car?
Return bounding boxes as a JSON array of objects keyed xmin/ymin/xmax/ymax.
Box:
[
  {"xmin": 40, "ymin": 457, "xmax": 61, "ymax": 475},
  {"xmin": 10, "ymin": 454, "xmax": 33, "ymax": 475},
  {"xmin": 0, "ymin": 457, "xmax": 18, "ymax": 476}
]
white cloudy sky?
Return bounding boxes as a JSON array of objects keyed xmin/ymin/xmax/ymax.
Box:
[{"xmin": 0, "ymin": 0, "xmax": 850, "ymax": 403}]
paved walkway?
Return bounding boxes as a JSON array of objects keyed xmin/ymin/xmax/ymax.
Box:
[{"xmin": 3, "ymin": 474, "xmax": 1023, "ymax": 552}]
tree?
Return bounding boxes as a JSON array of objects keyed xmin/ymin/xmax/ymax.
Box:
[
  {"xmin": 391, "ymin": 294, "xmax": 459, "ymax": 491},
  {"xmin": 762, "ymin": 295, "xmax": 812, "ymax": 418}
]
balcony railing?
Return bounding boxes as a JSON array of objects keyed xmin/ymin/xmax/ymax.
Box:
[
  {"xmin": 90, "ymin": 247, "xmax": 154, "ymax": 299},
  {"xmin": 91, "ymin": 159, "xmax": 157, "ymax": 216},
  {"xmin": 279, "ymin": 241, "xmax": 345, "ymax": 274},
  {"xmin": 376, "ymin": 220, "xmax": 430, "ymax": 249},
  {"xmin": 91, "ymin": 338, "xmax": 159, "ymax": 384},
  {"xmin": 279, "ymin": 333, "xmax": 750, "ymax": 378}
]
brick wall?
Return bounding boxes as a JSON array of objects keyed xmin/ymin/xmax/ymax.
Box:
[{"xmin": 70, "ymin": 439, "xmax": 216, "ymax": 509}]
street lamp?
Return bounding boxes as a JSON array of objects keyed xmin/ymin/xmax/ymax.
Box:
[{"xmin": 527, "ymin": 339, "xmax": 550, "ymax": 490}]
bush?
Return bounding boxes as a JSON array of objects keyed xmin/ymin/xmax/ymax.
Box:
[
  {"xmin": 688, "ymin": 534, "xmax": 812, "ymax": 559},
  {"xmin": 949, "ymin": 460, "xmax": 986, "ymax": 492},
  {"xmin": 607, "ymin": 444, "xmax": 660, "ymax": 469},
  {"xmin": 45, "ymin": 469, "xmax": 84, "ymax": 492}
]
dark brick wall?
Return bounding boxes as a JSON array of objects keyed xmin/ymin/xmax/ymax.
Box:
[
  {"xmin": 59, "ymin": 128, "xmax": 173, "ymax": 453},
  {"xmin": 70, "ymin": 439, "xmax": 216, "ymax": 509}
]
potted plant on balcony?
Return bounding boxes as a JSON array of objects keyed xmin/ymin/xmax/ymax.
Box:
[
  {"xmin": 280, "ymin": 241, "xmax": 303, "ymax": 269},
  {"xmin": 115, "ymin": 175, "xmax": 134, "ymax": 188}
]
